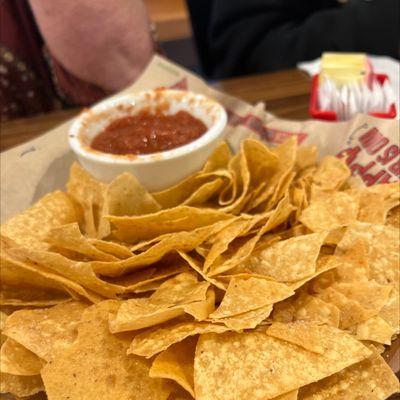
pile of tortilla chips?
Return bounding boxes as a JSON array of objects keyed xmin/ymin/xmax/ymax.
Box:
[{"xmin": 1, "ymin": 138, "xmax": 399, "ymax": 400}]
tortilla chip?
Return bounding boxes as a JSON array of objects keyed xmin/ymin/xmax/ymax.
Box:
[
  {"xmin": 0, "ymin": 373, "xmax": 44, "ymax": 397},
  {"xmin": 203, "ymin": 218, "xmax": 253, "ymax": 273},
  {"xmin": 355, "ymin": 316, "xmax": 396, "ymax": 345},
  {"xmin": 109, "ymin": 298, "xmax": 185, "ymax": 333},
  {"xmin": 312, "ymin": 156, "xmax": 350, "ymax": 191},
  {"xmin": 296, "ymin": 145, "xmax": 317, "ymax": 171},
  {"xmin": 266, "ymin": 321, "xmax": 369, "ymax": 358},
  {"xmin": 386, "ymin": 204, "xmax": 400, "ymax": 228},
  {"xmin": 90, "ymin": 219, "xmax": 235, "ymax": 277},
  {"xmin": 112, "ymin": 263, "xmax": 187, "ymax": 293},
  {"xmin": 7, "ymin": 246, "xmax": 123, "ymax": 298},
  {"xmin": 298, "ymin": 352, "xmax": 399, "ymax": 399},
  {"xmin": 316, "ymin": 287, "xmax": 376, "ymax": 329},
  {"xmin": 209, "ymin": 277, "xmax": 293, "ymax": 319},
  {"xmin": 109, "ymin": 206, "xmax": 232, "ymax": 242},
  {"xmin": 66, "ymin": 162, "xmax": 106, "ymax": 237},
  {"xmin": 177, "ymin": 251, "xmax": 227, "ymax": 291},
  {"xmin": 184, "ymin": 288, "xmax": 216, "ymax": 321},
  {"xmin": 0, "ymin": 338, "xmax": 44, "ymax": 376},
  {"xmin": 194, "ymin": 329, "xmax": 370, "ymax": 400},
  {"xmin": 300, "ymin": 192, "xmax": 359, "ymax": 232},
  {"xmin": 1, "ymin": 191, "xmax": 80, "ymax": 251},
  {"xmin": 128, "ymin": 320, "xmax": 231, "ymax": 358},
  {"xmin": 3, "ymin": 301, "xmax": 87, "ymax": 362},
  {"xmin": 41, "ymin": 301, "xmax": 171, "ymax": 400},
  {"xmin": 88, "ymin": 238, "xmax": 133, "ymax": 259},
  {"xmin": 208, "ymin": 196, "xmax": 295, "ymax": 277},
  {"xmin": 212, "ymin": 304, "xmax": 273, "ymax": 331},
  {"xmin": 97, "ymin": 172, "xmax": 161, "ymax": 238},
  {"xmin": 292, "ymin": 294, "xmax": 340, "ymax": 328},
  {"xmin": 249, "ymin": 233, "xmax": 326, "ymax": 282},
  {"xmin": 333, "ymin": 239, "xmax": 370, "ymax": 282},
  {"xmin": 150, "ymin": 273, "xmax": 209, "ymax": 306},
  {"xmin": 379, "ymin": 287, "xmax": 400, "ymax": 333},
  {"xmin": 45, "ymin": 223, "xmax": 118, "ymax": 261},
  {"xmin": 150, "ymin": 336, "xmax": 197, "ymax": 397},
  {"xmin": 339, "ymin": 222, "xmax": 399, "ymax": 288},
  {"xmin": 110, "ymin": 273, "xmax": 210, "ymax": 332},
  {"xmin": 288, "ymin": 254, "xmax": 340, "ymax": 291},
  {"xmin": 1, "ymin": 246, "xmax": 102, "ymax": 304},
  {"xmin": 331, "ymin": 281, "xmax": 392, "ymax": 312}
]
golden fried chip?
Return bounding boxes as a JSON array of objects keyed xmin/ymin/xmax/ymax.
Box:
[
  {"xmin": 7, "ymin": 246, "xmax": 123, "ymax": 298},
  {"xmin": 288, "ymin": 254, "xmax": 339, "ymax": 291},
  {"xmin": 3, "ymin": 301, "xmax": 87, "ymax": 362},
  {"xmin": 292, "ymin": 294, "xmax": 340, "ymax": 328},
  {"xmin": 208, "ymin": 196, "xmax": 295, "ymax": 277},
  {"xmin": 150, "ymin": 273, "xmax": 209, "ymax": 306},
  {"xmin": 41, "ymin": 301, "xmax": 171, "ymax": 400},
  {"xmin": 97, "ymin": 172, "xmax": 161, "ymax": 238},
  {"xmin": 212, "ymin": 304, "xmax": 273, "ymax": 331},
  {"xmin": 45, "ymin": 223, "xmax": 118, "ymax": 261},
  {"xmin": 0, "ymin": 311, "xmax": 7, "ymax": 347},
  {"xmin": 109, "ymin": 299, "xmax": 185, "ymax": 333},
  {"xmin": 1, "ymin": 246, "xmax": 102, "ymax": 304},
  {"xmin": 150, "ymin": 336, "xmax": 197, "ymax": 397},
  {"xmin": 194, "ymin": 329, "xmax": 370, "ymax": 400},
  {"xmin": 178, "ymin": 251, "xmax": 227, "ymax": 291},
  {"xmin": 274, "ymin": 391, "xmax": 299, "ymax": 400},
  {"xmin": 316, "ymin": 287, "xmax": 376, "ymax": 329},
  {"xmin": 113, "ymin": 263, "xmax": 187, "ymax": 293},
  {"xmin": 109, "ymin": 206, "xmax": 232, "ymax": 242},
  {"xmin": 67, "ymin": 162, "xmax": 105, "ymax": 237},
  {"xmin": 209, "ymin": 277, "xmax": 293, "ymax": 319},
  {"xmin": 128, "ymin": 321, "xmax": 231, "ymax": 358},
  {"xmin": 0, "ymin": 373, "xmax": 44, "ymax": 398},
  {"xmin": 331, "ymin": 281, "xmax": 391, "ymax": 312},
  {"xmin": 0, "ymin": 339, "xmax": 44, "ymax": 376},
  {"xmin": 355, "ymin": 316, "xmax": 396, "ymax": 345},
  {"xmin": 339, "ymin": 222, "xmax": 399, "ymax": 288},
  {"xmin": 386, "ymin": 204, "xmax": 400, "ymax": 227},
  {"xmin": 249, "ymin": 233, "xmax": 326, "ymax": 282},
  {"xmin": 296, "ymin": 145, "xmax": 317, "ymax": 170},
  {"xmin": 379, "ymin": 287, "xmax": 400, "ymax": 333},
  {"xmin": 300, "ymin": 192, "xmax": 359, "ymax": 232},
  {"xmin": 298, "ymin": 352, "xmax": 399, "ymax": 399},
  {"xmin": 203, "ymin": 218, "xmax": 253, "ymax": 273},
  {"xmin": 312, "ymin": 156, "xmax": 350, "ymax": 191},
  {"xmin": 1, "ymin": 191, "xmax": 80, "ymax": 250},
  {"xmin": 333, "ymin": 239, "xmax": 370, "ymax": 282},
  {"xmin": 266, "ymin": 321, "xmax": 369, "ymax": 357},
  {"xmin": 88, "ymin": 238, "xmax": 133, "ymax": 259},
  {"xmin": 184, "ymin": 288, "xmax": 216, "ymax": 321},
  {"xmin": 110, "ymin": 273, "xmax": 210, "ymax": 332},
  {"xmin": 90, "ymin": 219, "xmax": 235, "ymax": 277}
]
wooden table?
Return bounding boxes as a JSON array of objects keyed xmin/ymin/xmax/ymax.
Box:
[{"xmin": 0, "ymin": 69, "xmax": 311, "ymax": 152}]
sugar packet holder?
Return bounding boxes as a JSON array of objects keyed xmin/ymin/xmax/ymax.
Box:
[{"xmin": 309, "ymin": 73, "xmax": 397, "ymax": 121}]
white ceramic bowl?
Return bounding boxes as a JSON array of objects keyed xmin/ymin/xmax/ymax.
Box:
[{"xmin": 68, "ymin": 90, "xmax": 227, "ymax": 191}]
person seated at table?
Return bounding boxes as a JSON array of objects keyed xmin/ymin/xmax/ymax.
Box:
[
  {"xmin": 193, "ymin": 0, "xmax": 399, "ymax": 79},
  {"xmin": 0, "ymin": 0, "xmax": 155, "ymax": 120}
]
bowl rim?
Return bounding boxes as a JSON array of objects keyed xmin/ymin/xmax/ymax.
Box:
[{"xmin": 68, "ymin": 90, "xmax": 227, "ymax": 165}]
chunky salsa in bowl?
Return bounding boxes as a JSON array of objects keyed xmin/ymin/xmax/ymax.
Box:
[{"xmin": 68, "ymin": 90, "xmax": 227, "ymax": 191}]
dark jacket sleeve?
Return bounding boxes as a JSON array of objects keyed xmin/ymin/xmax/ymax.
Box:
[{"xmin": 208, "ymin": 0, "xmax": 400, "ymax": 79}]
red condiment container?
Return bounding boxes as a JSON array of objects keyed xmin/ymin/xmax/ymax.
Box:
[{"xmin": 309, "ymin": 73, "xmax": 397, "ymax": 121}]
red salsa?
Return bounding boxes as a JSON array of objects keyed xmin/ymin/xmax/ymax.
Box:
[{"xmin": 90, "ymin": 110, "xmax": 207, "ymax": 155}]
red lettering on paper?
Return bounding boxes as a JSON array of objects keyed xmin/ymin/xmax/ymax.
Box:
[
  {"xmin": 389, "ymin": 160, "xmax": 400, "ymax": 177},
  {"xmin": 227, "ymin": 110, "xmax": 308, "ymax": 144},
  {"xmin": 377, "ymin": 145, "xmax": 400, "ymax": 165},
  {"xmin": 359, "ymin": 128, "xmax": 389, "ymax": 155},
  {"xmin": 337, "ymin": 146, "xmax": 361, "ymax": 165},
  {"xmin": 169, "ymin": 78, "xmax": 188, "ymax": 90}
]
